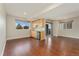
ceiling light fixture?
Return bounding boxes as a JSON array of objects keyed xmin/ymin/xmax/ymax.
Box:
[{"xmin": 24, "ymin": 12, "xmax": 27, "ymax": 15}]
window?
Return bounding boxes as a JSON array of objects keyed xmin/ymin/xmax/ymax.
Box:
[
  {"xmin": 63, "ymin": 21, "xmax": 72, "ymax": 29},
  {"xmin": 16, "ymin": 20, "xmax": 31, "ymax": 29}
]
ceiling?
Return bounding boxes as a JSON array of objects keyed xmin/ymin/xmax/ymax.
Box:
[{"xmin": 5, "ymin": 3, "xmax": 79, "ymax": 20}]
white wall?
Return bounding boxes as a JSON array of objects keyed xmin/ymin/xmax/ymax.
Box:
[
  {"xmin": 7, "ymin": 15, "xmax": 30, "ymax": 40},
  {"xmin": 53, "ymin": 21, "xmax": 59, "ymax": 36},
  {"xmin": 59, "ymin": 16, "xmax": 79, "ymax": 38},
  {"xmin": 0, "ymin": 4, "xmax": 6, "ymax": 55}
]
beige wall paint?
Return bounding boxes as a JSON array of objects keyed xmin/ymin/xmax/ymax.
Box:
[
  {"xmin": 6, "ymin": 15, "xmax": 30, "ymax": 40},
  {"xmin": 59, "ymin": 16, "xmax": 79, "ymax": 38},
  {"xmin": 0, "ymin": 4, "xmax": 6, "ymax": 55}
]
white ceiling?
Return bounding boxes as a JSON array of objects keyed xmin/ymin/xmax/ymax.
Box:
[
  {"xmin": 5, "ymin": 3, "xmax": 79, "ymax": 20},
  {"xmin": 5, "ymin": 3, "xmax": 54, "ymax": 18}
]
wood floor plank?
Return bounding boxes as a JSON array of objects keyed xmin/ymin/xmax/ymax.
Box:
[{"xmin": 3, "ymin": 37, "xmax": 79, "ymax": 56}]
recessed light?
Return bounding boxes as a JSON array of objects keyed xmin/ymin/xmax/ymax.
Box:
[{"xmin": 24, "ymin": 12, "xmax": 27, "ymax": 15}]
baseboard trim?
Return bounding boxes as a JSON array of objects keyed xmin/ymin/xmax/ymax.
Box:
[
  {"xmin": 7, "ymin": 37, "xmax": 31, "ymax": 41},
  {"xmin": 7, "ymin": 36, "xmax": 45, "ymax": 41},
  {"xmin": 57, "ymin": 36, "xmax": 79, "ymax": 39}
]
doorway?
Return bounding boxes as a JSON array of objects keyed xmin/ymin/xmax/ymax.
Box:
[{"xmin": 45, "ymin": 23, "xmax": 53, "ymax": 39}]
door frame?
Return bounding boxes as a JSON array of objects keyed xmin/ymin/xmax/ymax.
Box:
[{"xmin": 45, "ymin": 22, "xmax": 53, "ymax": 39}]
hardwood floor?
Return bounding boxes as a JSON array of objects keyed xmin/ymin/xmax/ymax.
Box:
[{"xmin": 3, "ymin": 37, "xmax": 79, "ymax": 56}]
